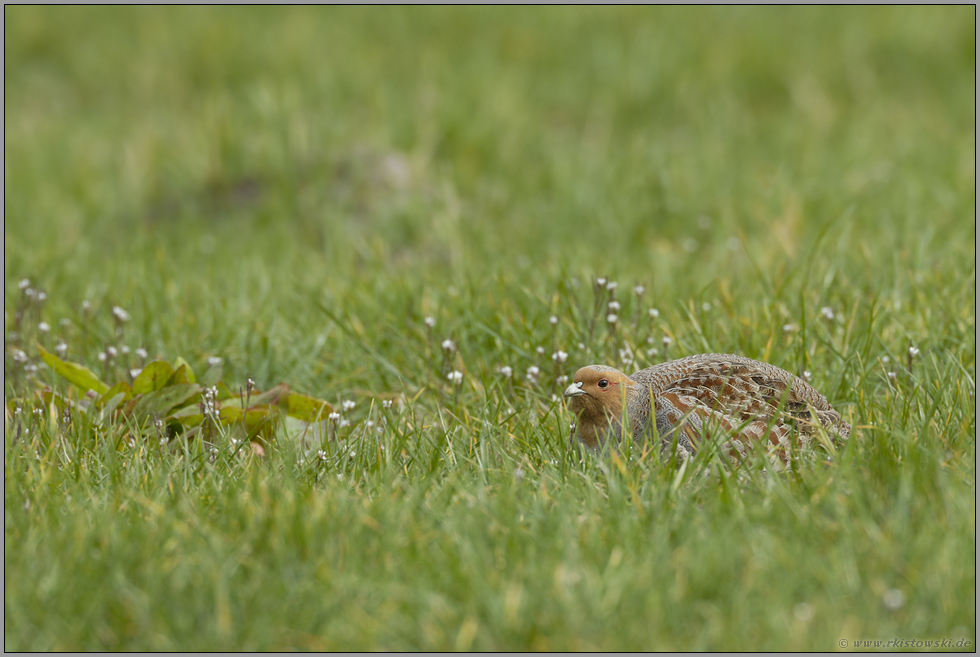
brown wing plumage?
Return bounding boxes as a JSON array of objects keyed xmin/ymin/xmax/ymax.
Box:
[{"xmin": 627, "ymin": 353, "xmax": 850, "ymax": 460}]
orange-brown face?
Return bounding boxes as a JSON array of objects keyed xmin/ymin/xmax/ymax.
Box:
[{"xmin": 563, "ymin": 366, "xmax": 636, "ymax": 447}]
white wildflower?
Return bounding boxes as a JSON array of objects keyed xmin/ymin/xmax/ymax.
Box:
[
  {"xmin": 549, "ymin": 315, "xmax": 558, "ymax": 326},
  {"xmin": 448, "ymin": 370, "xmax": 464, "ymax": 385},
  {"xmin": 608, "ymin": 300, "xmax": 620, "ymax": 312},
  {"xmin": 130, "ymin": 368, "xmax": 142, "ymax": 379},
  {"xmin": 596, "ymin": 277, "xmax": 607, "ymax": 288},
  {"xmin": 135, "ymin": 347, "xmax": 148, "ymax": 360},
  {"xmin": 342, "ymin": 400, "xmax": 356, "ymax": 412},
  {"xmin": 556, "ymin": 375, "xmax": 568, "ymax": 385},
  {"xmin": 820, "ymin": 307, "xmax": 835, "ymax": 321},
  {"xmin": 908, "ymin": 346, "xmax": 920, "ymax": 358},
  {"xmin": 112, "ymin": 306, "xmax": 130, "ymax": 322},
  {"xmin": 424, "ymin": 316, "xmax": 436, "ymax": 328},
  {"xmin": 38, "ymin": 322, "xmax": 50, "ymax": 333},
  {"xmin": 499, "ymin": 366, "xmax": 513, "ymax": 377},
  {"xmin": 18, "ymin": 279, "xmax": 30, "ymax": 290},
  {"xmin": 106, "ymin": 346, "xmax": 117, "ymax": 358},
  {"xmin": 441, "ymin": 339, "xmax": 455, "ymax": 352},
  {"xmin": 783, "ymin": 323, "xmax": 796, "ymax": 333},
  {"xmin": 208, "ymin": 356, "xmax": 222, "ymax": 366},
  {"xmin": 328, "ymin": 412, "xmax": 341, "ymax": 421},
  {"xmin": 11, "ymin": 349, "xmax": 28, "ymax": 363},
  {"xmin": 606, "ymin": 313, "xmax": 618, "ymax": 324},
  {"xmin": 606, "ymin": 281, "xmax": 618, "ymax": 291},
  {"xmin": 634, "ymin": 285, "xmax": 645, "ymax": 296},
  {"xmin": 882, "ymin": 588, "xmax": 905, "ymax": 611},
  {"xmin": 526, "ymin": 366, "xmax": 540, "ymax": 382},
  {"xmin": 662, "ymin": 336, "xmax": 672, "ymax": 347},
  {"xmin": 552, "ymin": 350, "xmax": 568, "ymax": 364},
  {"xmin": 793, "ymin": 603, "xmax": 814, "ymax": 623},
  {"xmin": 649, "ymin": 308, "xmax": 659, "ymax": 319}
]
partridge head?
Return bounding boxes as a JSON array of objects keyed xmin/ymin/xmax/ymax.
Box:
[{"xmin": 562, "ymin": 365, "xmax": 641, "ymax": 449}]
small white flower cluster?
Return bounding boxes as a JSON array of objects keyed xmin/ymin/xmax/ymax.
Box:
[
  {"xmin": 526, "ymin": 366, "xmax": 540, "ymax": 382},
  {"xmin": 424, "ymin": 316, "xmax": 436, "ymax": 328},
  {"xmin": 112, "ymin": 306, "xmax": 131, "ymax": 323},
  {"xmin": 202, "ymin": 386, "xmax": 219, "ymax": 419},
  {"xmin": 908, "ymin": 345, "xmax": 920, "ymax": 358},
  {"xmin": 441, "ymin": 339, "xmax": 455, "ymax": 352},
  {"xmin": 447, "ymin": 371, "xmax": 463, "ymax": 385},
  {"xmin": 552, "ymin": 350, "xmax": 568, "ymax": 364},
  {"xmin": 342, "ymin": 400, "xmax": 356, "ymax": 412},
  {"xmin": 820, "ymin": 307, "xmax": 835, "ymax": 321},
  {"xmin": 649, "ymin": 308, "xmax": 659, "ymax": 319},
  {"xmin": 498, "ymin": 365, "xmax": 513, "ymax": 377}
]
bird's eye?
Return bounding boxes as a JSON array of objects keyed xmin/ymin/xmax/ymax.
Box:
[{"xmin": 597, "ymin": 379, "xmax": 609, "ymax": 389}]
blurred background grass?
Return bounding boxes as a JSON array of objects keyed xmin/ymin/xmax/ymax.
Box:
[{"xmin": 4, "ymin": 6, "xmax": 976, "ymax": 651}]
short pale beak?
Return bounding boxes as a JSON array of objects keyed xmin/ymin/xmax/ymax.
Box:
[{"xmin": 563, "ymin": 381, "xmax": 586, "ymax": 398}]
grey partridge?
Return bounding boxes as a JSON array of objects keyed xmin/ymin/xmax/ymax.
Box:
[{"xmin": 563, "ymin": 353, "xmax": 850, "ymax": 462}]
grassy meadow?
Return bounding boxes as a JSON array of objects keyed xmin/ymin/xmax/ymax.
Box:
[{"xmin": 4, "ymin": 6, "xmax": 976, "ymax": 651}]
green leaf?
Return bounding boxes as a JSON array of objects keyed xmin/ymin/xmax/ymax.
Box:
[
  {"xmin": 36, "ymin": 344, "xmax": 109, "ymax": 396},
  {"xmin": 129, "ymin": 383, "xmax": 202, "ymax": 422},
  {"xmin": 98, "ymin": 381, "xmax": 133, "ymax": 407},
  {"xmin": 132, "ymin": 361, "xmax": 175, "ymax": 394},
  {"xmin": 286, "ymin": 391, "xmax": 333, "ymax": 423},
  {"xmin": 245, "ymin": 383, "xmax": 290, "ymax": 408},
  {"xmin": 168, "ymin": 364, "xmax": 191, "ymax": 385},
  {"xmin": 167, "ymin": 403, "xmax": 205, "ymax": 427},
  {"xmin": 199, "ymin": 360, "xmax": 223, "ymax": 387},
  {"xmin": 173, "ymin": 357, "xmax": 197, "ymax": 383}
]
